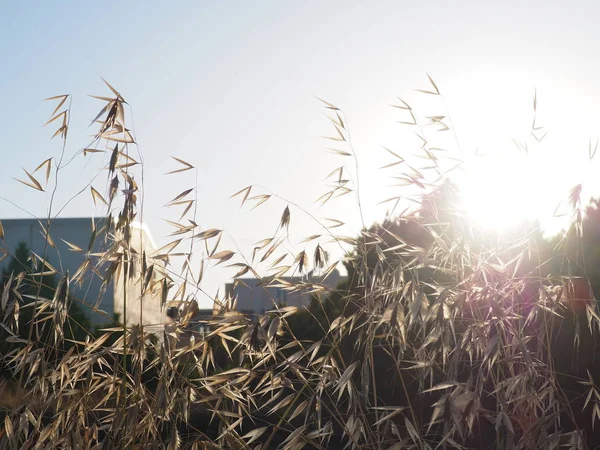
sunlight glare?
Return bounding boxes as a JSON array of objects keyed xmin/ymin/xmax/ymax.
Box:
[{"xmin": 459, "ymin": 153, "xmax": 548, "ymax": 231}]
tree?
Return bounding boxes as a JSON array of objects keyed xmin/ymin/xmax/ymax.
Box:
[
  {"xmin": 2, "ymin": 241, "xmax": 56, "ymax": 299},
  {"xmin": 284, "ymin": 179, "xmax": 600, "ymax": 448},
  {"xmin": 285, "ymin": 287, "xmax": 346, "ymax": 342},
  {"xmin": 0, "ymin": 241, "xmax": 92, "ymax": 371}
]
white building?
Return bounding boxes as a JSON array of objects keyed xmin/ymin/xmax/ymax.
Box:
[
  {"xmin": 225, "ymin": 268, "xmax": 343, "ymax": 317},
  {"xmin": 0, "ymin": 217, "xmax": 164, "ymax": 330}
]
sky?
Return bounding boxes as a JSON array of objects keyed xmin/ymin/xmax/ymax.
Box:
[{"xmin": 2, "ymin": 1, "xmax": 600, "ymax": 306}]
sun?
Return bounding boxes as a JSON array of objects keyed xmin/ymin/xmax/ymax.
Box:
[{"xmin": 457, "ymin": 152, "xmax": 550, "ymax": 231}]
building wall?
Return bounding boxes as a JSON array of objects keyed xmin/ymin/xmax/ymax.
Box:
[
  {"xmin": 112, "ymin": 222, "xmax": 164, "ymax": 332},
  {"xmin": 225, "ymin": 268, "xmax": 343, "ymax": 316},
  {"xmin": 0, "ymin": 217, "xmax": 163, "ymax": 331},
  {"xmin": 0, "ymin": 217, "xmax": 114, "ymax": 325}
]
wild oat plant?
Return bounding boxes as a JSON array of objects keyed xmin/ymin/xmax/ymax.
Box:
[{"xmin": 0, "ymin": 77, "xmax": 599, "ymax": 450}]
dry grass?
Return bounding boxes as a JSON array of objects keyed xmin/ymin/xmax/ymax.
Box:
[{"xmin": 0, "ymin": 76, "xmax": 598, "ymax": 450}]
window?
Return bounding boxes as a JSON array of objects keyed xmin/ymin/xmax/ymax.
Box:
[{"xmin": 276, "ymin": 289, "xmax": 287, "ymax": 304}]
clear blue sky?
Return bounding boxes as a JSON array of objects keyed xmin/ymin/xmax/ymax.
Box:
[{"xmin": 2, "ymin": 1, "xmax": 600, "ymax": 304}]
